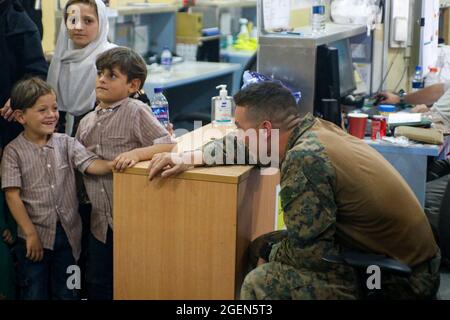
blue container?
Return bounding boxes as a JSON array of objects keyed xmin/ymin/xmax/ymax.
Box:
[{"xmin": 378, "ymin": 104, "xmax": 396, "ymax": 114}]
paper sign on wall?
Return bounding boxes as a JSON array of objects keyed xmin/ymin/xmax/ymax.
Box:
[{"xmin": 263, "ymin": 0, "xmax": 291, "ymax": 31}]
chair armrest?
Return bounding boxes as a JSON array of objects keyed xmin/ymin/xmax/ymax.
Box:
[{"xmin": 323, "ymin": 250, "xmax": 412, "ymax": 277}]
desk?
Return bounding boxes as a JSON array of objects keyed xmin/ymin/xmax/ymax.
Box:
[
  {"xmin": 144, "ymin": 61, "xmax": 241, "ymax": 131},
  {"xmin": 366, "ymin": 139, "xmax": 441, "ymax": 207},
  {"xmin": 113, "ymin": 124, "xmax": 279, "ymax": 299},
  {"xmin": 220, "ymin": 48, "xmax": 256, "ymax": 93}
]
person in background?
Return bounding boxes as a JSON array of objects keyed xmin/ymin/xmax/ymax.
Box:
[
  {"xmin": 1, "ymin": 77, "xmax": 121, "ymax": 300},
  {"xmin": 18, "ymin": 0, "xmax": 43, "ymax": 39},
  {"xmin": 148, "ymin": 82, "xmax": 440, "ymax": 300},
  {"xmin": 0, "ymin": 1, "xmax": 48, "ymax": 299},
  {"xmin": 76, "ymin": 47, "xmax": 176, "ymax": 300},
  {"xmin": 376, "ymin": 82, "xmax": 450, "ymax": 110},
  {"xmin": 0, "ymin": 147, "xmax": 17, "ymax": 300},
  {"xmin": 0, "ymin": 0, "xmax": 48, "ymax": 149}
]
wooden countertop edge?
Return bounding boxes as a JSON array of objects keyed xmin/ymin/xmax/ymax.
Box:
[{"xmin": 114, "ymin": 165, "xmax": 254, "ymax": 184}]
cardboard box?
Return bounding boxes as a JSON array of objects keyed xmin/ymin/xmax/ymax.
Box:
[{"xmin": 176, "ymin": 12, "xmax": 203, "ymax": 39}]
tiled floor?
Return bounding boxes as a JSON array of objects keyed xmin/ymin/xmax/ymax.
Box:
[{"xmin": 439, "ymin": 267, "xmax": 450, "ymax": 300}]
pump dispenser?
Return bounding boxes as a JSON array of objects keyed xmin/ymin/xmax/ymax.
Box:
[
  {"xmin": 211, "ymin": 84, "xmax": 235, "ymax": 125},
  {"xmin": 238, "ymin": 18, "xmax": 250, "ymax": 41}
]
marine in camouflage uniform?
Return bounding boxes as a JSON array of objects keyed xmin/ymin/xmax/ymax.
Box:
[{"xmin": 203, "ymin": 113, "xmax": 440, "ymax": 300}]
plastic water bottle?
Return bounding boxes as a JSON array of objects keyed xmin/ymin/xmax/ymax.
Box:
[
  {"xmin": 150, "ymin": 88, "xmax": 170, "ymax": 128},
  {"xmin": 161, "ymin": 47, "xmax": 172, "ymax": 75},
  {"xmin": 412, "ymin": 66, "xmax": 424, "ymax": 92},
  {"xmin": 425, "ymin": 67, "xmax": 439, "ymax": 87},
  {"xmin": 312, "ymin": 0, "xmax": 326, "ymax": 34}
]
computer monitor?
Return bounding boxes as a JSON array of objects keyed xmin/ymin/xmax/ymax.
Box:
[
  {"xmin": 329, "ymin": 39, "xmax": 357, "ymax": 97},
  {"xmin": 314, "ymin": 39, "xmax": 356, "ymax": 125}
]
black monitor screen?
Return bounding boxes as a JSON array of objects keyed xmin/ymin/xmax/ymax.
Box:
[{"xmin": 329, "ymin": 39, "xmax": 356, "ymax": 97}]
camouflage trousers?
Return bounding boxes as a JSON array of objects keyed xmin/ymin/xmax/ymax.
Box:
[
  {"xmin": 240, "ymin": 261, "xmax": 359, "ymax": 300},
  {"xmin": 240, "ymin": 253, "xmax": 441, "ymax": 300},
  {"xmin": 380, "ymin": 252, "xmax": 441, "ymax": 300}
]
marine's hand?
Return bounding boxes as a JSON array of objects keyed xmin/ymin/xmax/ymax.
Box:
[{"xmin": 148, "ymin": 152, "xmax": 192, "ymax": 180}]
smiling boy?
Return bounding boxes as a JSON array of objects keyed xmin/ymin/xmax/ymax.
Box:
[{"xmin": 1, "ymin": 77, "xmax": 114, "ymax": 299}]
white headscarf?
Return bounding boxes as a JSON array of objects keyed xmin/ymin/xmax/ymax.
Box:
[{"xmin": 47, "ymin": 0, "xmax": 116, "ymax": 116}]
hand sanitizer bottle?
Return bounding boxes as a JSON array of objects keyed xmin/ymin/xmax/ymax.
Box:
[{"xmin": 211, "ymin": 85, "xmax": 234, "ymax": 126}]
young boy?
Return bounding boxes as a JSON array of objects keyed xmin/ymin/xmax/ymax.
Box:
[
  {"xmin": 75, "ymin": 47, "xmax": 175, "ymax": 300},
  {"xmin": 1, "ymin": 77, "xmax": 119, "ymax": 300}
]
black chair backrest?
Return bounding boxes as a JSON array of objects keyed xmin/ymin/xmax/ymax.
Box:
[
  {"xmin": 439, "ymin": 178, "xmax": 450, "ymax": 262},
  {"xmin": 239, "ymin": 52, "xmax": 257, "ymax": 89}
]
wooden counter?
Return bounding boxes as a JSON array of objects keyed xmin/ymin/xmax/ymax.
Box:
[{"xmin": 113, "ymin": 124, "xmax": 279, "ymax": 299}]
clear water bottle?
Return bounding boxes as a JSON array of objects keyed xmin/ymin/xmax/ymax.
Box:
[
  {"xmin": 425, "ymin": 67, "xmax": 439, "ymax": 87},
  {"xmin": 160, "ymin": 47, "xmax": 173, "ymax": 74},
  {"xmin": 412, "ymin": 66, "xmax": 424, "ymax": 92},
  {"xmin": 150, "ymin": 88, "xmax": 170, "ymax": 128},
  {"xmin": 312, "ymin": 0, "xmax": 326, "ymax": 34}
]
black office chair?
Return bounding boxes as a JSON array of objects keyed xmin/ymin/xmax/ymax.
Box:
[
  {"xmin": 439, "ymin": 178, "xmax": 450, "ymax": 267},
  {"xmin": 322, "ymin": 250, "xmax": 412, "ymax": 299},
  {"xmin": 425, "ymin": 159, "xmax": 450, "ymax": 267},
  {"xmin": 247, "ymin": 230, "xmax": 415, "ymax": 300}
]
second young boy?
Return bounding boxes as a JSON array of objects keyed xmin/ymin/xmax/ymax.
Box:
[{"xmin": 75, "ymin": 47, "xmax": 175, "ymax": 300}]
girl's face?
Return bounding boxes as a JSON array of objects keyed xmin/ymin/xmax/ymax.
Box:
[{"xmin": 66, "ymin": 3, "xmax": 99, "ymax": 49}]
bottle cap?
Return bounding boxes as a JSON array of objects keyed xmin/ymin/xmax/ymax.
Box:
[{"xmin": 154, "ymin": 88, "xmax": 163, "ymax": 94}]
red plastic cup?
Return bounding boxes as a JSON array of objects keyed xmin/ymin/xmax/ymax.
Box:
[{"xmin": 348, "ymin": 113, "xmax": 368, "ymax": 139}]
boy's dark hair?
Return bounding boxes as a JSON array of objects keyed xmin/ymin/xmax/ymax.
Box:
[
  {"xmin": 96, "ymin": 47, "xmax": 147, "ymax": 90},
  {"xmin": 10, "ymin": 77, "xmax": 55, "ymax": 111},
  {"xmin": 233, "ymin": 82, "xmax": 301, "ymax": 130},
  {"xmin": 64, "ymin": 0, "xmax": 98, "ymax": 22}
]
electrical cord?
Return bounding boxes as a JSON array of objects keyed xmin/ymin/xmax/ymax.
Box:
[
  {"xmin": 377, "ymin": 49, "xmax": 401, "ymax": 93},
  {"xmin": 394, "ymin": 64, "xmax": 409, "ymax": 92}
]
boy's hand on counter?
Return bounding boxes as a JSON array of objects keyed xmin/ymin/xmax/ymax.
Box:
[
  {"xmin": 113, "ymin": 151, "xmax": 139, "ymax": 172},
  {"xmin": 148, "ymin": 152, "xmax": 192, "ymax": 180}
]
